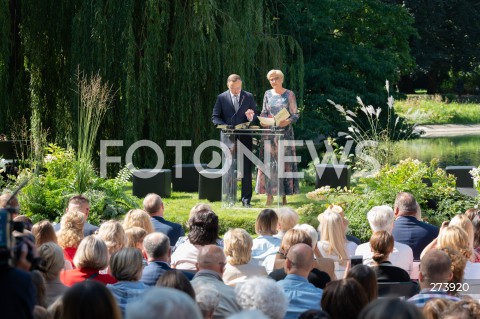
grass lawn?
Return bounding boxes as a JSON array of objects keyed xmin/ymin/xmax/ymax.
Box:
[{"xmin": 395, "ymin": 94, "xmax": 480, "ymax": 125}]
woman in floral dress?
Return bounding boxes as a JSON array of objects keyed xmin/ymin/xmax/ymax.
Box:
[{"xmin": 256, "ymin": 69, "xmax": 299, "ymax": 205}]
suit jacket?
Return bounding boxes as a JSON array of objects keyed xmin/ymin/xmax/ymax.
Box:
[
  {"xmin": 212, "ymin": 90, "xmax": 256, "ymax": 126},
  {"xmin": 54, "ymin": 221, "xmax": 99, "ymax": 237},
  {"xmin": 140, "ymin": 261, "xmax": 194, "ymax": 287},
  {"xmin": 392, "ymin": 216, "xmax": 439, "ymax": 260},
  {"xmin": 150, "ymin": 216, "xmax": 185, "ymax": 247}
]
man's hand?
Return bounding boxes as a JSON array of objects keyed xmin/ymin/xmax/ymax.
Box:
[{"xmin": 245, "ymin": 109, "xmax": 255, "ymax": 121}]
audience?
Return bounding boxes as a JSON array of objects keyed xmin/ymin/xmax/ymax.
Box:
[
  {"xmin": 172, "ymin": 209, "xmax": 221, "ymax": 271},
  {"xmin": 251, "ymin": 209, "xmax": 281, "ymax": 266},
  {"xmin": 60, "ymin": 236, "xmax": 116, "ymax": 286},
  {"xmin": 37, "ymin": 243, "xmax": 68, "ymax": 306},
  {"xmin": 392, "ymin": 192, "xmax": 438, "ymax": 260},
  {"xmin": 192, "ymin": 281, "xmax": 220, "ymax": 319},
  {"xmin": 422, "ymin": 298, "xmax": 453, "ymax": 319},
  {"xmin": 439, "ymin": 246, "xmax": 467, "ymax": 291},
  {"xmin": 57, "ymin": 210, "xmax": 84, "ymax": 267},
  {"xmin": 465, "ymin": 208, "xmax": 480, "ymax": 222},
  {"xmin": 235, "ymin": 277, "xmax": 286, "ymax": 319},
  {"xmin": 123, "ymin": 209, "xmax": 155, "ymax": 234},
  {"xmin": 62, "ymin": 280, "xmax": 121, "ymax": 319},
  {"xmin": 355, "ymin": 205, "xmax": 413, "ymax": 274},
  {"xmin": 125, "ymin": 287, "xmax": 202, "ymax": 319},
  {"xmin": 97, "ymin": 220, "xmax": 126, "ymax": 256},
  {"xmin": 156, "ymin": 269, "xmax": 195, "ymax": 299},
  {"xmin": 441, "ymin": 300, "xmax": 480, "ymax": 319},
  {"xmin": 32, "ymin": 220, "xmax": 58, "ymax": 248},
  {"xmin": 346, "ymin": 264, "xmax": 378, "ymax": 302},
  {"xmin": 358, "ymin": 298, "xmax": 423, "ymax": 319},
  {"xmin": 321, "ymin": 278, "xmax": 368, "ymax": 319},
  {"xmin": 277, "ymin": 243, "xmax": 323, "ymax": 318},
  {"xmin": 298, "ymin": 310, "xmax": 331, "ymax": 319},
  {"xmin": 472, "ymin": 215, "xmax": 480, "ymax": 262},
  {"xmin": 191, "ymin": 245, "xmax": 241, "ymax": 319},
  {"xmin": 106, "ymin": 248, "xmax": 148, "ymax": 316},
  {"xmin": 222, "ymin": 228, "xmax": 267, "ymax": 286},
  {"xmin": 370, "ymin": 231, "xmax": 411, "ymax": 282},
  {"xmin": 54, "ymin": 195, "xmax": 98, "ymax": 236},
  {"xmin": 143, "ymin": 193, "xmax": 185, "ymax": 245},
  {"xmin": 274, "ymin": 207, "xmax": 299, "ymax": 239},
  {"xmin": 449, "ymin": 214, "xmax": 475, "ymax": 261}
]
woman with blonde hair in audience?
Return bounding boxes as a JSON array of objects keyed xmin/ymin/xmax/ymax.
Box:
[
  {"xmin": 317, "ymin": 206, "xmax": 357, "ymax": 279},
  {"xmin": 274, "ymin": 207, "xmax": 299, "ymax": 239},
  {"xmin": 269, "ymin": 228, "xmax": 333, "ymax": 288},
  {"xmin": 60, "ymin": 236, "xmax": 117, "ymax": 286},
  {"xmin": 125, "ymin": 226, "xmax": 148, "ymax": 250},
  {"xmin": 32, "ymin": 220, "xmax": 57, "ymax": 247},
  {"xmin": 57, "ymin": 210, "xmax": 85, "ymax": 267},
  {"xmin": 440, "ymin": 246, "xmax": 467, "ymax": 293},
  {"xmin": 97, "ymin": 220, "xmax": 127, "ymax": 256},
  {"xmin": 450, "ymin": 214, "xmax": 475, "ymax": 260},
  {"xmin": 251, "ymin": 209, "xmax": 281, "ymax": 266},
  {"xmin": 422, "ymin": 298, "xmax": 454, "ymax": 319},
  {"xmin": 222, "ymin": 228, "xmax": 267, "ymax": 286},
  {"xmin": 38, "ymin": 242, "xmax": 68, "ymax": 306},
  {"xmin": 123, "ymin": 209, "xmax": 154, "ymax": 234},
  {"xmin": 465, "ymin": 208, "xmax": 480, "ymax": 222}
]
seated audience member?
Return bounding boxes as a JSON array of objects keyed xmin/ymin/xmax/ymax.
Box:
[
  {"xmin": 57, "ymin": 210, "xmax": 84, "ymax": 267},
  {"xmin": 251, "ymin": 209, "xmax": 281, "ymax": 266},
  {"xmin": 439, "ymin": 247, "xmax": 467, "ymax": 293},
  {"xmin": 355, "ymin": 205, "xmax": 413, "ymax": 274},
  {"xmin": 269, "ymin": 228, "xmax": 332, "ymax": 289},
  {"xmin": 472, "ymin": 215, "xmax": 480, "ymax": 262},
  {"xmin": 299, "ymin": 310, "xmax": 331, "ymax": 319},
  {"xmin": 235, "ymin": 277, "xmax": 286, "ymax": 319},
  {"xmin": 317, "ymin": 207, "xmax": 357, "ymax": 279},
  {"xmin": 274, "ymin": 207, "xmax": 299, "ymax": 239},
  {"xmin": 125, "ymin": 227, "xmax": 147, "ymax": 250},
  {"xmin": 107, "ymin": 248, "xmax": 148, "ymax": 316},
  {"xmin": 392, "ymin": 192, "xmax": 438, "ymax": 260},
  {"xmin": 37, "ymin": 243, "xmax": 68, "ymax": 306},
  {"xmin": 191, "ymin": 245, "xmax": 241, "ymax": 319},
  {"xmin": 62, "ymin": 280, "xmax": 121, "ymax": 319},
  {"xmin": 123, "ymin": 209, "xmax": 154, "ymax": 234},
  {"xmin": 141, "ymin": 232, "xmax": 194, "ymax": 286},
  {"xmin": 321, "ymin": 278, "xmax": 368, "ymax": 319},
  {"xmin": 222, "ymin": 228, "xmax": 267, "ymax": 286},
  {"xmin": 125, "ymin": 287, "xmax": 202, "ymax": 319},
  {"xmin": 97, "ymin": 220, "xmax": 126, "ymax": 257},
  {"xmin": 449, "ymin": 214, "xmax": 475, "ymax": 261},
  {"xmin": 172, "ymin": 209, "xmax": 221, "ymax": 271},
  {"xmin": 174, "ymin": 203, "xmax": 219, "ymax": 250},
  {"xmin": 407, "ymin": 249, "xmax": 461, "ymax": 307},
  {"xmin": 277, "ymin": 243, "xmax": 323, "ymax": 319},
  {"xmin": 192, "ymin": 281, "xmax": 220, "ymax": 319},
  {"xmin": 60, "ymin": 236, "xmax": 117, "ymax": 286},
  {"xmin": 325, "ymin": 204, "xmax": 361, "ymax": 245},
  {"xmin": 370, "ymin": 230, "xmax": 411, "ymax": 282},
  {"xmin": 32, "ymin": 221, "xmax": 58, "ymax": 248},
  {"xmin": 358, "ymin": 298, "xmax": 423, "ymax": 319},
  {"xmin": 156, "ymin": 269, "xmax": 195, "ymax": 299},
  {"xmin": 14, "ymin": 215, "xmax": 33, "ymax": 231},
  {"xmin": 346, "ymin": 264, "xmax": 378, "ymax": 302},
  {"xmin": 54, "ymin": 195, "xmax": 98, "ymax": 236},
  {"xmin": 143, "ymin": 193, "xmax": 185, "ymax": 246},
  {"xmin": 441, "ymin": 300, "xmax": 480, "ymax": 319},
  {"xmin": 422, "ymin": 298, "xmax": 454, "ymax": 319},
  {"xmin": 465, "ymin": 208, "xmax": 480, "ymax": 222}
]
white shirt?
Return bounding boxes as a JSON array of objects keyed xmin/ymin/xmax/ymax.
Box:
[
  {"xmin": 251, "ymin": 235, "xmax": 281, "ymax": 266},
  {"xmin": 318, "ymin": 240, "xmax": 357, "ymax": 279},
  {"xmin": 464, "ymin": 261, "xmax": 480, "ymax": 279},
  {"xmin": 355, "ymin": 241, "xmax": 414, "ymax": 275}
]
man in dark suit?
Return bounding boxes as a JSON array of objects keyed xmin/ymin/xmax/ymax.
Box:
[
  {"xmin": 392, "ymin": 192, "xmax": 439, "ymax": 260},
  {"xmin": 143, "ymin": 193, "xmax": 184, "ymax": 246},
  {"xmin": 140, "ymin": 233, "xmax": 194, "ymax": 286},
  {"xmin": 212, "ymin": 74, "xmax": 256, "ymax": 207},
  {"xmin": 54, "ymin": 195, "xmax": 98, "ymax": 236}
]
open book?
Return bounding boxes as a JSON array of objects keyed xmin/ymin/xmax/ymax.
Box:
[
  {"xmin": 258, "ymin": 108, "xmax": 290, "ymax": 126},
  {"xmin": 216, "ymin": 122, "xmax": 250, "ymax": 129}
]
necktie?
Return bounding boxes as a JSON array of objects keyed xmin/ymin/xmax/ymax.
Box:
[{"xmin": 233, "ymin": 95, "xmax": 239, "ymax": 112}]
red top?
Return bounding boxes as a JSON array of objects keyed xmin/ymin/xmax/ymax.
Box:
[
  {"xmin": 60, "ymin": 268, "xmax": 117, "ymax": 287},
  {"xmin": 63, "ymin": 247, "xmax": 77, "ymax": 268}
]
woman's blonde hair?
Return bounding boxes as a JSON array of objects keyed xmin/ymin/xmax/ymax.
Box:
[
  {"xmin": 125, "ymin": 226, "xmax": 148, "ymax": 249},
  {"xmin": 276, "ymin": 207, "xmax": 299, "ymax": 233},
  {"xmin": 57, "ymin": 211, "xmax": 85, "ymax": 249},
  {"xmin": 293, "ymin": 224, "xmax": 318, "ymax": 249},
  {"xmin": 223, "ymin": 228, "xmax": 253, "ymax": 265},
  {"xmin": 317, "ymin": 209, "xmax": 348, "ymax": 264},
  {"xmin": 38, "ymin": 242, "xmax": 65, "ymax": 280},
  {"xmin": 438, "ymin": 225, "xmax": 472, "ymax": 259},
  {"xmin": 73, "ymin": 236, "xmax": 109, "ymax": 270},
  {"xmin": 266, "ymin": 69, "xmax": 284, "ymax": 81},
  {"xmin": 450, "ymin": 214, "xmax": 475, "ymax": 259},
  {"xmin": 32, "ymin": 220, "xmax": 57, "ymax": 247},
  {"xmin": 280, "ymin": 228, "xmax": 312, "ymax": 255},
  {"xmin": 369, "ymin": 231, "xmax": 394, "ymax": 263},
  {"xmin": 109, "ymin": 248, "xmax": 143, "ymax": 281},
  {"xmin": 97, "ymin": 220, "xmax": 126, "ymax": 256},
  {"xmin": 123, "ymin": 209, "xmax": 154, "ymax": 234}
]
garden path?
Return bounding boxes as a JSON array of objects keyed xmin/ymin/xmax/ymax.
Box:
[{"xmin": 416, "ymin": 124, "xmax": 480, "ymax": 137}]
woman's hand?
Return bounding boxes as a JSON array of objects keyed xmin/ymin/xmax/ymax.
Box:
[
  {"xmin": 278, "ymin": 119, "xmax": 290, "ymax": 127},
  {"xmin": 260, "ymin": 122, "xmax": 271, "ymax": 128}
]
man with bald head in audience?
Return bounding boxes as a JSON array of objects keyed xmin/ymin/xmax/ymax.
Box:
[
  {"xmin": 54, "ymin": 195, "xmax": 98, "ymax": 236},
  {"xmin": 408, "ymin": 249, "xmax": 460, "ymax": 307},
  {"xmin": 191, "ymin": 245, "xmax": 241, "ymax": 319},
  {"xmin": 277, "ymin": 243, "xmax": 323, "ymax": 319},
  {"xmin": 391, "ymin": 192, "xmax": 438, "ymax": 260},
  {"xmin": 141, "ymin": 232, "xmax": 193, "ymax": 286},
  {"xmin": 143, "ymin": 193, "xmax": 184, "ymax": 246}
]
